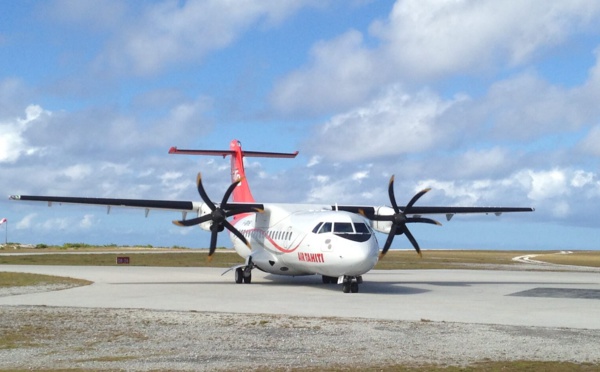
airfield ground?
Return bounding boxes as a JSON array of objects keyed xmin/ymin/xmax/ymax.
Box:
[{"xmin": 1, "ymin": 249, "xmax": 600, "ymax": 371}]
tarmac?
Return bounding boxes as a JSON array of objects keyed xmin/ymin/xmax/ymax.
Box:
[{"xmin": 1, "ymin": 264, "xmax": 599, "ymax": 330}]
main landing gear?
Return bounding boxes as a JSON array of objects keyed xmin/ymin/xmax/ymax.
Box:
[
  {"xmin": 234, "ymin": 267, "xmax": 252, "ymax": 283},
  {"xmin": 234, "ymin": 257, "xmax": 254, "ymax": 284},
  {"xmin": 322, "ymin": 275, "xmax": 362, "ymax": 293}
]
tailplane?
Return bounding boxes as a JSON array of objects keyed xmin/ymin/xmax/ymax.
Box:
[{"xmin": 169, "ymin": 139, "xmax": 298, "ymax": 203}]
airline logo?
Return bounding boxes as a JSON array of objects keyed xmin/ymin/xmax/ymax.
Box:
[{"xmin": 298, "ymin": 252, "xmax": 325, "ymax": 263}]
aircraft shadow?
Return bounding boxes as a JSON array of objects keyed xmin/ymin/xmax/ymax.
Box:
[{"xmin": 261, "ymin": 275, "xmax": 430, "ymax": 295}]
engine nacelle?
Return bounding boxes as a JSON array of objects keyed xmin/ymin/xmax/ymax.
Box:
[
  {"xmin": 198, "ymin": 203, "xmax": 214, "ymax": 232},
  {"xmin": 369, "ymin": 206, "xmax": 394, "ymax": 234}
]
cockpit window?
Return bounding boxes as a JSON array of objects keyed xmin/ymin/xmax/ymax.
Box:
[
  {"xmin": 314, "ymin": 221, "xmax": 371, "ymax": 240},
  {"xmin": 312, "ymin": 222, "xmax": 323, "ymax": 234},
  {"xmin": 333, "ymin": 222, "xmax": 353, "ymax": 233},
  {"xmin": 353, "ymin": 222, "xmax": 370, "ymax": 234},
  {"xmin": 318, "ymin": 222, "xmax": 332, "ymax": 234}
]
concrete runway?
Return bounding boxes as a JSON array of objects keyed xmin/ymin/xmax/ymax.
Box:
[{"xmin": 1, "ymin": 265, "xmax": 600, "ymax": 330}]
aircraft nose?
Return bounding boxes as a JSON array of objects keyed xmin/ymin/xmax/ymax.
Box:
[{"xmin": 338, "ymin": 239, "xmax": 379, "ymax": 275}]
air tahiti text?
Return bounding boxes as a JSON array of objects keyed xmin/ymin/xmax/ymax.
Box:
[{"xmin": 298, "ymin": 252, "xmax": 325, "ymax": 263}]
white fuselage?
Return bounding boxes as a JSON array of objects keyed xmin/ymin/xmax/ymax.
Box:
[{"xmin": 227, "ymin": 203, "xmax": 380, "ymax": 277}]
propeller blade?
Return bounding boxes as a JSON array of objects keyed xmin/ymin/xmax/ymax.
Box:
[
  {"xmin": 196, "ymin": 173, "xmax": 216, "ymax": 211},
  {"xmin": 388, "ymin": 175, "xmax": 399, "ymax": 213},
  {"xmin": 405, "ymin": 188, "xmax": 431, "ymax": 212},
  {"xmin": 225, "ymin": 206, "xmax": 263, "ymax": 217},
  {"xmin": 172, "ymin": 214, "xmax": 212, "ymax": 227},
  {"xmin": 221, "ymin": 177, "xmax": 242, "ymax": 205},
  {"xmin": 402, "ymin": 225, "xmax": 422, "ymax": 257},
  {"xmin": 208, "ymin": 226, "xmax": 219, "ymax": 259},
  {"xmin": 223, "ymin": 219, "xmax": 251, "ymax": 249},
  {"xmin": 175, "ymin": 173, "xmax": 262, "ymax": 261},
  {"xmin": 379, "ymin": 223, "xmax": 398, "ymax": 259},
  {"xmin": 406, "ymin": 217, "xmax": 442, "ymax": 226}
]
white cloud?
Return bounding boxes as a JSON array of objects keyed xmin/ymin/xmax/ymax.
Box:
[
  {"xmin": 376, "ymin": 0, "xmax": 600, "ymax": 75},
  {"xmin": 307, "ymin": 85, "xmax": 462, "ymax": 161},
  {"xmin": 41, "ymin": 217, "xmax": 70, "ymax": 231},
  {"xmin": 63, "ymin": 164, "xmax": 93, "ymax": 180},
  {"xmin": 16, "ymin": 213, "xmax": 37, "ymax": 230},
  {"xmin": 0, "ymin": 105, "xmax": 49, "ymax": 163},
  {"xmin": 271, "ymin": 30, "xmax": 380, "ymax": 114},
  {"xmin": 516, "ymin": 169, "xmax": 568, "ymax": 201},
  {"xmin": 306, "ymin": 155, "xmax": 321, "ymax": 168},
  {"xmin": 579, "ymin": 125, "xmax": 600, "ymax": 156},
  {"xmin": 96, "ymin": 1, "xmax": 316, "ymax": 76},
  {"xmin": 571, "ymin": 170, "xmax": 594, "ymax": 188},
  {"xmin": 272, "ymin": 0, "xmax": 600, "ymax": 114},
  {"xmin": 79, "ymin": 214, "xmax": 95, "ymax": 229},
  {"xmin": 473, "ymin": 73, "xmax": 594, "ymax": 141}
]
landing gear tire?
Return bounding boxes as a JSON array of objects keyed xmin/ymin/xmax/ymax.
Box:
[
  {"xmin": 341, "ymin": 276, "xmax": 360, "ymax": 293},
  {"xmin": 235, "ymin": 268, "xmax": 243, "ymax": 284},
  {"xmin": 342, "ymin": 282, "xmax": 351, "ymax": 293},
  {"xmin": 243, "ymin": 271, "xmax": 252, "ymax": 284}
]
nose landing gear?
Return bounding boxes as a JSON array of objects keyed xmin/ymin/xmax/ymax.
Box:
[{"xmin": 341, "ymin": 275, "xmax": 362, "ymax": 293}]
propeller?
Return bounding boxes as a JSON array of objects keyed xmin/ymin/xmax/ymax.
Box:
[
  {"xmin": 369, "ymin": 175, "xmax": 441, "ymax": 259},
  {"xmin": 173, "ymin": 173, "xmax": 261, "ymax": 260}
]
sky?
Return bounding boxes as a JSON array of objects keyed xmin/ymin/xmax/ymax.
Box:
[{"xmin": 1, "ymin": 0, "xmax": 599, "ymax": 251}]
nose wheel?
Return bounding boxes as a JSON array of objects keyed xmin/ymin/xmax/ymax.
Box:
[{"xmin": 341, "ymin": 276, "xmax": 362, "ymax": 293}]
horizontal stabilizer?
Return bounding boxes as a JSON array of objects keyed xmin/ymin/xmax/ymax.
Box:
[{"xmin": 169, "ymin": 147, "xmax": 298, "ymax": 158}]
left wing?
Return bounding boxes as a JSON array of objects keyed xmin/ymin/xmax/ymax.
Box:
[{"xmin": 9, "ymin": 195, "xmax": 199, "ymax": 217}]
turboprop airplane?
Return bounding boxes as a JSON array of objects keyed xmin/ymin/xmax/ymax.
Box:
[{"xmin": 10, "ymin": 139, "xmax": 533, "ymax": 293}]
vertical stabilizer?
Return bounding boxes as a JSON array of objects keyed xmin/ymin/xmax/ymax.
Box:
[{"xmin": 169, "ymin": 139, "xmax": 298, "ymax": 204}]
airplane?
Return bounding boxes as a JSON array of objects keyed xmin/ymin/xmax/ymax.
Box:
[{"xmin": 9, "ymin": 139, "xmax": 534, "ymax": 293}]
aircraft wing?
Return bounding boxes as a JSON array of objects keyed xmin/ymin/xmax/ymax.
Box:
[
  {"xmin": 9, "ymin": 195, "xmax": 198, "ymax": 214},
  {"xmin": 336, "ymin": 205, "xmax": 534, "ymax": 220},
  {"xmin": 9, "ymin": 195, "xmax": 265, "ymax": 215}
]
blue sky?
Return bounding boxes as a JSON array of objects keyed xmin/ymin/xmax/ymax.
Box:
[{"xmin": 2, "ymin": 0, "xmax": 600, "ymax": 250}]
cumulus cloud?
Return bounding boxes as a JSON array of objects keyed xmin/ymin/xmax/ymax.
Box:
[
  {"xmin": 93, "ymin": 0, "xmax": 316, "ymax": 76},
  {"xmin": 0, "ymin": 105, "xmax": 49, "ymax": 163},
  {"xmin": 579, "ymin": 125, "xmax": 600, "ymax": 156},
  {"xmin": 272, "ymin": 0, "xmax": 600, "ymax": 114},
  {"xmin": 306, "ymin": 85, "xmax": 463, "ymax": 161},
  {"xmin": 470, "ymin": 73, "xmax": 596, "ymax": 141}
]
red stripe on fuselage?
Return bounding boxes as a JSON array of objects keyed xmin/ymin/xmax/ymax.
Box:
[{"xmin": 237, "ymin": 227, "xmax": 303, "ymax": 254}]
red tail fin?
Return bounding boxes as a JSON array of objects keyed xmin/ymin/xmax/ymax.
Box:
[{"xmin": 169, "ymin": 139, "xmax": 298, "ymax": 203}]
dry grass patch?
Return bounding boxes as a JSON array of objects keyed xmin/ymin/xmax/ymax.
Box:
[
  {"xmin": 532, "ymin": 251, "xmax": 600, "ymax": 267},
  {"xmin": 0, "ymin": 272, "xmax": 91, "ymax": 288},
  {"xmin": 374, "ymin": 250, "xmax": 524, "ymax": 270}
]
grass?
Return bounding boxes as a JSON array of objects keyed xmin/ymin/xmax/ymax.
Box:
[
  {"xmin": 0, "ymin": 250, "xmax": 243, "ymax": 267},
  {"xmin": 530, "ymin": 251, "xmax": 600, "ymax": 267},
  {"xmin": 374, "ymin": 250, "xmax": 524, "ymax": 270},
  {"xmin": 0, "ymin": 272, "xmax": 92, "ymax": 288},
  {"xmin": 2, "ymin": 248, "xmax": 600, "ymax": 269}
]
